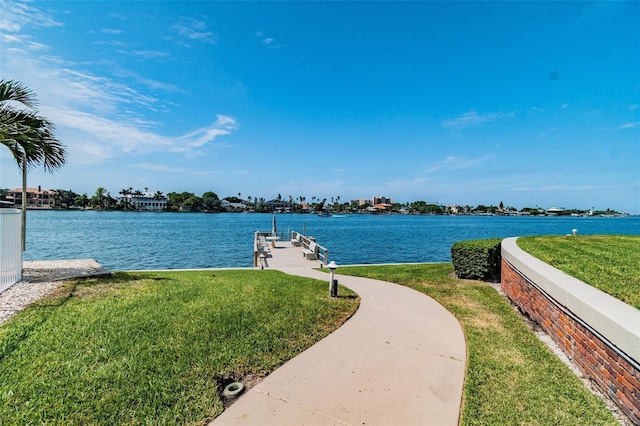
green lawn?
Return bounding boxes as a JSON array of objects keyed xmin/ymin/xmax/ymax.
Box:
[
  {"xmin": 517, "ymin": 235, "xmax": 640, "ymax": 309},
  {"xmin": 0, "ymin": 270, "xmax": 358, "ymax": 425},
  {"xmin": 334, "ymin": 263, "xmax": 618, "ymax": 426}
]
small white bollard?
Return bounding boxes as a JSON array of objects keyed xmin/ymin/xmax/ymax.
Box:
[{"xmin": 328, "ymin": 260, "xmax": 338, "ymax": 297}]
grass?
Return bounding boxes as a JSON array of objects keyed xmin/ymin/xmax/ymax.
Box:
[
  {"xmin": 334, "ymin": 263, "xmax": 618, "ymax": 425},
  {"xmin": 0, "ymin": 270, "xmax": 358, "ymax": 425},
  {"xmin": 517, "ymin": 235, "xmax": 640, "ymax": 309}
]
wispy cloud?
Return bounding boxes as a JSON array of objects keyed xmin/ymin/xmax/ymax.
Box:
[
  {"xmin": 176, "ymin": 115, "xmax": 239, "ymax": 150},
  {"xmin": 423, "ymin": 155, "xmax": 491, "ymax": 173},
  {"xmin": 441, "ymin": 110, "xmax": 515, "ymax": 128},
  {"xmin": 172, "ymin": 17, "xmax": 216, "ymax": 44},
  {"xmin": 0, "ymin": 0, "xmax": 63, "ymax": 33},
  {"xmin": 118, "ymin": 49, "xmax": 172, "ymax": 60},
  {"xmin": 94, "ymin": 39, "xmax": 128, "ymax": 48},
  {"xmin": 41, "ymin": 106, "xmax": 238, "ymax": 162},
  {"xmin": 101, "ymin": 28, "xmax": 122, "ymax": 34},
  {"xmin": 255, "ymin": 31, "xmax": 285, "ymax": 49},
  {"xmin": 616, "ymin": 122, "xmax": 640, "ymax": 130},
  {"xmin": 1, "ymin": 3, "xmax": 236, "ymax": 164}
]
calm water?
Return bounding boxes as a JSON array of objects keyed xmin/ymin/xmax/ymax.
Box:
[{"xmin": 23, "ymin": 211, "xmax": 639, "ymax": 270}]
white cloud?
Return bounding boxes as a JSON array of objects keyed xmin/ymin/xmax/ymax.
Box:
[
  {"xmin": 120, "ymin": 50, "xmax": 172, "ymax": 60},
  {"xmin": 177, "ymin": 115, "xmax": 238, "ymax": 149},
  {"xmin": 423, "ymin": 155, "xmax": 491, "ymax": 173},
  {"xmin": 616, "ymin": 122, "xmax": 640, "ymax": 129},
  {"xmin": 441, "ymin": 110, "xmax": 515, "ymax": 128},
  {"xmin": 1, "ymin": 11, "xmax": 237, "ymax": 165},
  {"xmin": 172, "ymin": 17, "xmax": 215, "ymax": 44},
  {"xmin": 256, "ymin": 30, "xmax": 285, "ymax": 49},
  {"xmin": 0, "ymin": 0, "xmax": 63, "ymax": 33},
  {"xmin": 101, "ymin": 28, "xmax": 122, "ymax": 34}
]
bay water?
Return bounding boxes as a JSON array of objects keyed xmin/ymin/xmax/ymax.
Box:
[{"xmin": 23, "ymin": 211, "xmax": 639, "ymax": 270}]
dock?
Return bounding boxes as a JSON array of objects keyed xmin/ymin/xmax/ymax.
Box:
[{"xmin": 253, "ymin": 230, "xmax": 329, "ymax": 269}]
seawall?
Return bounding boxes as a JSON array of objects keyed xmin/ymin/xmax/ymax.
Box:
[{"xmin": 500, "ymin": 237, "xmax": 639, "ymax": 424}]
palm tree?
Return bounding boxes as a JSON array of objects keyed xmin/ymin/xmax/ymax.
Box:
[
  {"xmin": 0, "ymin": 80, "xmax": 67, "ymax": 171},
  {"xmin": 92, "ymin": 187, "xmax": 107, "ymax": 210},
  {"xmin": 0, "ymin": 79, "xmax": 67, "ymax": 250}
]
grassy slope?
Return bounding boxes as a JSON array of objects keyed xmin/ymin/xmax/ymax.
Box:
[
  {"xmin": 0, "ymin": 270, "xmax": 358, "ymax": 425},
  {"xmin": 518, "ymin": 235, "xmax": 640, "ymax": 309},
  {"xmin": 335, "ymin": 263, "xmax": 618, "ymax": 426}
]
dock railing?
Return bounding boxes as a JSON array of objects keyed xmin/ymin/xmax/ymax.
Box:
[
  {"xmin": 292, "ymin": 231, "xmax": 329, "ymax": 265},
  {"xmin": 253, "ymin": 230, "xmax": 329, "ymax": 267},
  {"xmin": 0, "ymin": 209, "xmax": 22, "ymax": 292}
]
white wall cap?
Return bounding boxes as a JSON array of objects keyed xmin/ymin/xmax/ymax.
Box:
[{"xmin": 502, "ymin": 237, "xmax": 640, "ymax": 363}]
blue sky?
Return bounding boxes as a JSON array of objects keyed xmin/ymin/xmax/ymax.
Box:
[{"xmin": 1, "ymin": 1, "xmax": 639, "ymax": 213}]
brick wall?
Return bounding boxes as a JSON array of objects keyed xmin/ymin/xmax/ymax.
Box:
[{"xmin": 502, "ymin": 259, "xmax": 640, "ymax": 424}]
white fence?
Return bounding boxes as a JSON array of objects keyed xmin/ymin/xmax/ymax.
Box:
[{"xmin": 0, "ymin": 209, "xmax": 22, "ymax": 293}]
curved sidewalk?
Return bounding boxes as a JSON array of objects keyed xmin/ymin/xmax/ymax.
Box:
[{"xmin": 213, "ymin": 262, "xmax": 466, "ymax": 425}]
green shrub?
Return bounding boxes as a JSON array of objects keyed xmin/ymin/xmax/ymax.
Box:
[{"xmin": 451, "ymin": 238, "xmax": 502, "ymax": 282}]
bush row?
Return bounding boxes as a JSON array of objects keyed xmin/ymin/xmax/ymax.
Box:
[{"xmin": 451, "ymin": 238, "xmax": 502, "ymax": 282}]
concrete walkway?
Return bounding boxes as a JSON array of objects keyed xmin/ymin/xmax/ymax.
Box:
[{"xmin": 212, "ymin": 243, "xmax": 466, "ymax": 425}]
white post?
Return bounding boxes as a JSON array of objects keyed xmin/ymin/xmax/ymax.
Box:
[
  {"xmin": 328, "ymin": 260, "xmax": 338, "ymax": 297},
  {"xmin": 21, "ymin": 152, "xmax": 27, "ymax": 252}
]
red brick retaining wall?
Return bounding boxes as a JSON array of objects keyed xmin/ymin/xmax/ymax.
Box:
[{"xmin": 502, "ymin": 258, "xmax": 640, "ymax": 424}]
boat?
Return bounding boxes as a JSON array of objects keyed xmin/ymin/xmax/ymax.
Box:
[{"xmin": 317, "ymin": 210, "xmax": 332, "ymax": 217}]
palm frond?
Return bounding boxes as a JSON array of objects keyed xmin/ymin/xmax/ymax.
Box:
[
  {"xmin": 0, "ymin": 79, "xmax": 38, "ymax": 109},
  {"xmin": 0, "ymin": 80, "xmax": 67, "ymax": 172}
]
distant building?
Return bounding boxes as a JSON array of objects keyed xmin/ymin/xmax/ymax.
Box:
[
  {"xmin": 372, "ymin": 196, "xmax": 393, "ymax": 205},
  {"xmin": 353, "ymin": 199, "xmax": 370, "ymax": 206},
  {"xmin": 546, "ymin": 207, "xmax": 564, "ymax": 216},
  {"xmin": 264, "ymin": 199, "xmax": 294, "ymax": 212},
  {"xmin": 6, "ymin": 186, "xmax": 55, "ymax": 209},
  {"xmin": 116, "ymin": 191, "xmax": 167, "ymax": 211},
  {"xmin": 221, "ymin": 199, "xmax": 247, "ymax": 211}
]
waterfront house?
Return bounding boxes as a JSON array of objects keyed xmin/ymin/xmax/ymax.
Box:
[
  {"xmin": 220, "ymin": 199, "xmax": 247, "ymax": 212},
  {"xmin": 6, "ymin": 186, "xmax": 55, "ymax": 209},
  {"xmin": 264, "ymin": 199, "xmax": 294, "ymax": 212},
  {"xmin": 116, "ymin": 191, "xmax": 167, "ymax": 211}
]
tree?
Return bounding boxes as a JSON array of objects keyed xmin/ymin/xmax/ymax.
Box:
[
  {"xmin": 75, "ymin": 193, "xmax": 89, "ymax": 210},
  {"xmin": 1, "ymin": 80, "xmax": 67, "ymax": 250},
  {"xmin": 203, "ymin": 196, "xmax": 221, "ymax": 212},
  {"xmin": 202, "ymin": 191, "xmax": 219, "ymax": 201},
  {"xmin": 0, "ymin": 80, "xmax": 67, "ymax": 172},
  {"xmin": 91, "ymin": 187, "xmax": 107, "ymax": 210}
]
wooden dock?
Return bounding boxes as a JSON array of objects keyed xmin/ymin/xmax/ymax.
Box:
[{"xmin": 254, "ymin": 231, "xmax": 329, "ymax": 269}]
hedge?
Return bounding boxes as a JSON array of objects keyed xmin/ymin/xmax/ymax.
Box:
[{"xmin": 451, "ymin": 238, "xmax": 502, "ymax": 282}]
